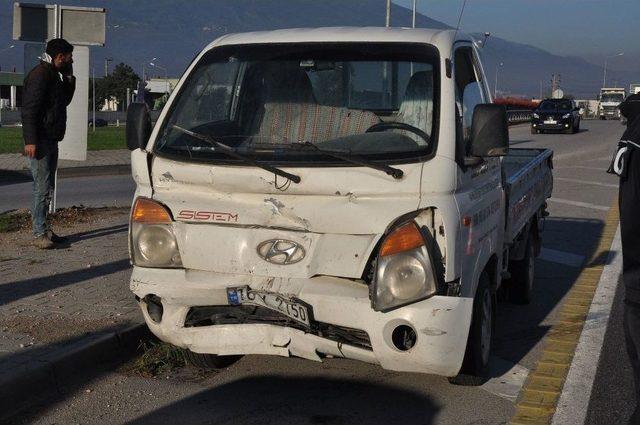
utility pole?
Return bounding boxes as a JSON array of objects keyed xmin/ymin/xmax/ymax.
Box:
[
  {"xmin": 539, "ymin": 80, "xmax": 543, "ymax": 100},
  {"xmin": 386, "ymin": 0, "xmax": 391, "ymax": 27},
  {"xmin": 104, "ymin": 57, "xmax": 112, "ymax": 77},
  {"xmin": 92, "ymin": 67, "xmax": 96, "ymax": 132},
  {"xmin": 494, "ymin": 62, "xmax": 503, "ymax": 99},
  {"xmin": 412, "ymin": 0, "xmax": 417, "ymax": 28}
]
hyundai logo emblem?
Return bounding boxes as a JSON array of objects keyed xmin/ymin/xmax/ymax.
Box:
[{"xmin": 257, "ymin": 239, "xmax": 305, "ymax": 265}]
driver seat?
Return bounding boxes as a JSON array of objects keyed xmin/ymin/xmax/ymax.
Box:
[{"xmin": 396, "ymin": 71, "xmax": 434, "ymax": 145}]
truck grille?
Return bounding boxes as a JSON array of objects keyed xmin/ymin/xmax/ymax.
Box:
[{"xmin": 184, "ymin": 305, "xmax": 373, "ymax": 351}]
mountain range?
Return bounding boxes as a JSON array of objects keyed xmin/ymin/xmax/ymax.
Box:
[{"xmin": 0, "ymin": 0, "xmax": 635, "ymax": 99}]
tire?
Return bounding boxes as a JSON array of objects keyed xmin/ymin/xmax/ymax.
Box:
[
  {"xmin": 184, "ymin": 350, "xmax": 242, "ymax": 369},
  {"xmin": 564, "ymin": 124, "xmax": 573, "ymax": 134},
  {"xmin": 449, "ymin": 272, "xmax": 494, "ymax": 386},
  {"xmin": 508, "ymin": 234, "xmax": 535, "ymax": 305},
  {"xmin": 531, "ymin": 127, "xmax": 538, "ymax": 135}
]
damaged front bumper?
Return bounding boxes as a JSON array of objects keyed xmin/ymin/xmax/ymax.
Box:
[{"xmin": 130, "ymin": 267, "xmax": 473, "ymax": 377}]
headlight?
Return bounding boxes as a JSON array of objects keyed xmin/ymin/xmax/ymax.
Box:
[
  {"xmin": 372, "ymin": 221, "xmax": 437, "ymax": 311},
  {"xmin": 532, "ymin": 113, "xmax": 539, "ymax": 119},
  {"xmin": 562, "ymin": 113, "xmax": 571, "ymax": 119},
  {"xmin": 130, "ymin": 197, "xmax": 183, "ymax": 268}
]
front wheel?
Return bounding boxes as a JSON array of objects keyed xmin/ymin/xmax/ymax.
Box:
[
  {"xmin": 185, "ymin": 350, "xmax": 243, "ymax": 369},
  {"xmin": 531, "ymin": 127, "xmax": 538, "ymax": 135},
  {"xmin": 449, "ymin": 272, "xmax": 494, "ymax": 386}
]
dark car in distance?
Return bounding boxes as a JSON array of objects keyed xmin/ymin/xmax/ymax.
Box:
[
  {"xmin": 531, "ymin": 99, "xmax": 581, "ymax": 134},
  {"xmin": 89, "ymin": 118, "xmax": 108, "ymax": 128}
]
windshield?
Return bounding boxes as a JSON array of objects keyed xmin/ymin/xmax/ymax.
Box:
[
  {"xmin": 539, "ymin": 100, "xmax": 572, "ymax": 111},
  {"xmin": 601, "ymin": 93, "xmax": 624, "ymax": 103},
  {"xmin": 155, "ymin": 43, "xmax": 439, "ymax": 164}
]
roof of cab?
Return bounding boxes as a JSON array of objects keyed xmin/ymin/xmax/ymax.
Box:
[{"xmin": 207, "ymin": 27, "xmax": 470, "ymax": 51}]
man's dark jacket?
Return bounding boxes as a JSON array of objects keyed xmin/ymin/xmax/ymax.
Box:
[{"xmin": 21, "ymin": 61, "xmax": 76, "ymax": 148}]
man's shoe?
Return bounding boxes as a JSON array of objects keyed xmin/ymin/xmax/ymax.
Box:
[
  {"xmin": 33, "ymin": 234, "xmax": 54, "ymax": 249},
  {"xmin": 47, "ymin": 230, "xmax": 68, "ymax": 243}
]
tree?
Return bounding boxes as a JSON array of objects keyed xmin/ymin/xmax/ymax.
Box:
[{"xmin": 93, "ymin": 63, "xmax": 140, "ymax": 111}]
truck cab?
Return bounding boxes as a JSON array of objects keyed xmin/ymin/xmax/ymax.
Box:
[
  {"xmin": 599, "ymin": 87, "xmax": 626, "ymax": 120},
  {"xmin": 126, "ymin": 27, "xmax": 552, "ymax": 381}
]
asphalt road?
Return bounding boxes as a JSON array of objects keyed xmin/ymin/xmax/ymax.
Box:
[
  {"xmin": 12, "ymin": 120, "xmax": 631, "ymax": 424},
  {"xmin": 0, "ymin": 174, "xmax": 135, "ymax": 214}
]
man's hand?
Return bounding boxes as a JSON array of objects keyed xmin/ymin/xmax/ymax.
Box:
[{"xmin": 24, "ymin": 145, "xmax": 36, "ymax": 159}]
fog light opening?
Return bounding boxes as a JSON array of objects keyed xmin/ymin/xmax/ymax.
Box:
[
  {"xmin": 144, "ymin": 294, "xmax": 163, "ymax": 323},
  {"xmin": 391, "ymin": 325, "xmax": 417, "ymax": 351}
]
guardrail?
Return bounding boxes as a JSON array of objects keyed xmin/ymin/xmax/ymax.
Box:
[{"xmin": 507, "ymin": 109, "xmax": 532, "ymax": 125}]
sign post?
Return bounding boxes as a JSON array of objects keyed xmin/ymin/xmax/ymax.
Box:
[{"xmin": 13, "ymin": 3, "xmax": 105, "ymax": 211}]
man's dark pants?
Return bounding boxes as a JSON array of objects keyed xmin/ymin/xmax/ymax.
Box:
[
  {"xmin": 621, "ymin": 149, "xmax": 640, "ymax": 424},
  {"xmin": 28, "ymin": 143, "xmax": 58, "ymax": 237}
]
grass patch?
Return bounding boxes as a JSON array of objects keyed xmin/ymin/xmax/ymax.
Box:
[
  {"xmin": 0, "ymin": 210, "xmax": 30, "ymax": 232},
  {"xmin": 126, "ymin": 340, "xmax": 187, "ymax": 378},
  {"xmin": 0, "ymin": 126, "xmax": 126, "ymax": 154}
]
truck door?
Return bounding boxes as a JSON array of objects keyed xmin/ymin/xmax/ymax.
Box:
[{"xmin": 453, "ymin": 44, "xmax": 503, "ymax": 296}]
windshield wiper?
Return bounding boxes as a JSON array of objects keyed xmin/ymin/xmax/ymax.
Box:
[
  {"xmin": 172, "ymin": 126, "xmax": 301, "ymax": 183},
  {"xmin": 295, "ymin": 142, "xmax": 404, "ymax": 180}
]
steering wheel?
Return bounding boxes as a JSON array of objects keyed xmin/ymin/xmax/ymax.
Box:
[{"xmin": 365, "ymin": 122, "xmax": 430, "ymax": 144}]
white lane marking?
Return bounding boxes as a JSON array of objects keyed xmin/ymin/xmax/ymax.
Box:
[
  {"xmin": 554, "ymin": 177, "xmax": 618, "ymax": 189},
  {"xmin": 551, "ymin": 226, "xmax": 622, "ymax": 425},
  {"xmin": 539, "ymin": 248, "xmax": 585, "ymax": 268},
  {"xmin": 481, "ymin": 356, "xmax": 530, "ymax": 402},
  {"xmin": 547, "ymin": 198, "xmax": 610, "ymax": 211}
]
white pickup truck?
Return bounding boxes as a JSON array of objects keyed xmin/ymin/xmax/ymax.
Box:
[{"xmin": 126, "ymin": 27, "xmax": 553, "ymax": 381}]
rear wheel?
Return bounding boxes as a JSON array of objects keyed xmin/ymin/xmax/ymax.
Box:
[
  {"xmin": 509, "ymin": 234, "xmax": 535, "ymax": 305},
  {"xmin": 449, "ymin": 272, "xmax": 493, "ymax": 386},
  {"xmin": 185, "ymin": 350, "xmax": 243, "ymax": 369}
]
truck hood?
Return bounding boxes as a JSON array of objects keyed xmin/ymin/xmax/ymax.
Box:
[{"xmin": 148, "ymin": 155, "xmax": 424, "ymax": 278}]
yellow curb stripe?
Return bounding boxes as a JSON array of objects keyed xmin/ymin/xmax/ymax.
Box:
[{"xmin": 510, "ymin": 200, "xmax": 620, "ymax": 425}]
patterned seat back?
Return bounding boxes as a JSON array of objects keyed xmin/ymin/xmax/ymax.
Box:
[{"xmin": 256, "ymin": 65, "xmax": 380, "ymax": 144}]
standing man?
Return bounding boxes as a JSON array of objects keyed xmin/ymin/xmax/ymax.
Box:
[
  {"xmin": 615, "ymin": 92, "xmax": 640, "ymax": 424},
  {"xmin": 22, "ymin": 38, "xmax": 75, "ymax": 249}
]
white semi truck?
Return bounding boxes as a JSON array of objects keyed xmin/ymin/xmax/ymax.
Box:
[
  {"xmin": 598, "ymin": 87, "xmax": 626, "ymax": 120},
  {"xmin": 125, "ymin": 27, "xmax": 553, "ymax": 382},
  {"xmin": 630, "ymin": 84, "xmax": 640, "ymax": 96}
]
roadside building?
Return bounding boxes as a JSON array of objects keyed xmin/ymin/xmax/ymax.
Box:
[{"xmin": 0, "ymin": 71, "xmax": 23, "ymax": 109}]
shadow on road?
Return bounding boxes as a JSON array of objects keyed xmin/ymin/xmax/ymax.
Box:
[
  {"xmin": 126, "ymin": 376, "xmax": 440, "ymax": 425},
  {"xmin": 0, "ymin": 170, "xmax": 31, "ymax": 187},
  {"xmin": 492, "ymin": 216, "xmax": 606, "ymax": 373},
  {"xmin": 0, "ymin": 258, "xmax": 130, "ymax": 306}
]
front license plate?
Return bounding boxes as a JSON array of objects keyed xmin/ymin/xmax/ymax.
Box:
[
  {"xmin": 227, "ymin": 286, "xmax": 311, "ymax": 327},
  {"xmin": 544, "ymin": 119, "xmax": 557, "ymax": 124}
]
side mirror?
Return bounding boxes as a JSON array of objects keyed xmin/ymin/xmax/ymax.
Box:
[
  {"xmin": 470, "ymin": 104, "xmax": 509, "ymax": 157},
  {"xmin": 126, "ymin": 103, "xmax": 152, "ymax": 151}
]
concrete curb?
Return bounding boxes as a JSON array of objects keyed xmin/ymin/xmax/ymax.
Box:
[
  {"xmin": 0, "ymin": 164, "xmax": 131, "ymax": 185},
  {"xmin": 0, "ymin": 322, "xmax": 151, "ymax": 422}
]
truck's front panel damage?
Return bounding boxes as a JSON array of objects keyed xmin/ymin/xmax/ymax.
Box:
[{"xmin": 131, "ymin": 267, "xmax": 473, "ymax": 376}]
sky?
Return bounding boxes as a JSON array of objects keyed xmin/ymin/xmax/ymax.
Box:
[{"xmin": 394, "ymin": 0, "xmax": 639, "ymax": 71}]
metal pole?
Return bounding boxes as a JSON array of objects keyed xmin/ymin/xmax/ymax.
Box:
[
  {"xmin": 50, "ymin": 4, "xmax": 61, "ymax": 214},
  {"xmin": 92, "ymin": 67, "xmax": 96, "ymax": 132},
  {"xmin": 412, "ymin": 0, "xmax": 417, "ymax": 28},
  {"xmin": 603, "ymin": 58, "xmax": 607, "ymax": 88},
  {"xmin": 386, "ymin": 0, "xmax": 391, "ymax": 27}
]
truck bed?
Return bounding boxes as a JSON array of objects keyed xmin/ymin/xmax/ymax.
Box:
[{"xmin": 502, "ymin": 148, "xmax": 553, "ymax": 244}]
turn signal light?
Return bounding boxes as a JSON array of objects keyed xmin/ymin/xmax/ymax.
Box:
[
  {"xmin": 380, "ymin": 222, "xmax": 425, "ymax": 257},
  {"xmin": 132, "ymin": 198, "xmax": 173, "ymax": 224}
]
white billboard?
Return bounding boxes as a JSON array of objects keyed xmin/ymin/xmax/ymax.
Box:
[{"xmin": 58, "ymin": 45, "xmax": 88, "ymax": 161}]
